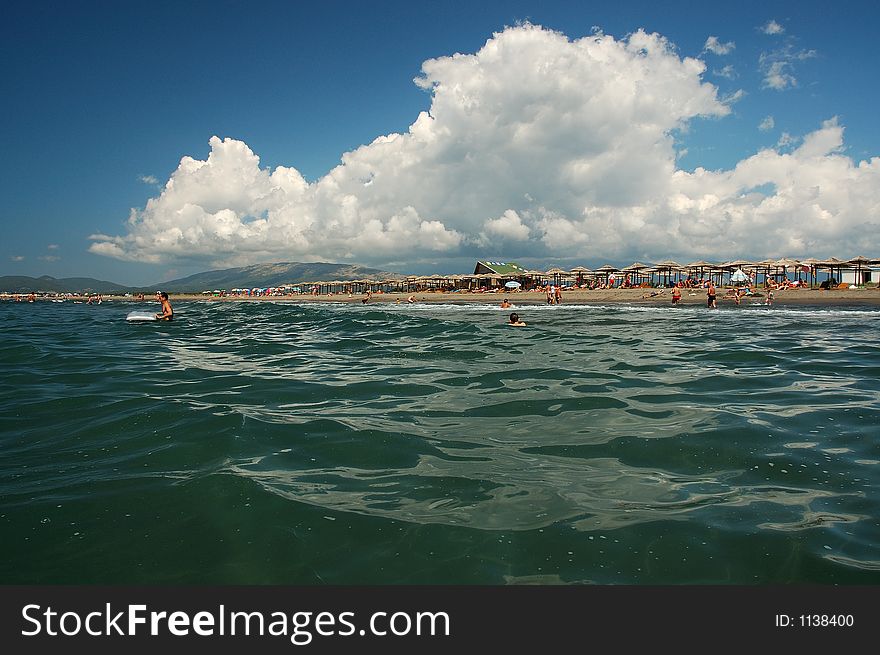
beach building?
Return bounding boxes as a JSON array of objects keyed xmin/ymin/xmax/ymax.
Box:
[
  {"xmin": 840, "ymin": 266, "xmax": 879, "ymax": 285},
  {"xmin": 472, "ymin": 261, "xmax": 528, "ymax": 289},
  {"xmin": 473, "ymin": 261, "xmax": 527, "ymax": 276}
]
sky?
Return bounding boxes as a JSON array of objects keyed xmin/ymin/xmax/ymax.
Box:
[{"xmin": 2, "ymin": 0, "xmax": 879, "ymax": 285}]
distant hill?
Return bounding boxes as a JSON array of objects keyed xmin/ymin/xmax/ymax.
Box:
[
  {"xmin": 0, "ymin": 275, "xmax": 136, "ymax": 294},
  {"xmin": 153, "ymin": 262, "xmax": 402, "ymax": 292}
]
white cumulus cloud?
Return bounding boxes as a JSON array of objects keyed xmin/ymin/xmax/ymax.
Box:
[
  {"xmin": 91, "ymin": 24, "xmax": 880, "ymax": 269},
  {"xmin": 761, "ymin": 59, "xmax": 797, "ymax": 90},
  {"xmin": 761, "ymin": 20, "xmax": 785, "ymax": 35},
  {"xmin": 482, "ymin": 210, "xmax": 531, "ymax": 241},
  {"xmin": 759, "ymin": 28, "xmax": 817, "ymax": 92},
  {"xmin": 713, "ymin": 64, "xmax": 737, "ymax": 79},
  {"xmin": 759, "ymin": 116, "xmax": 775, "ymax": 131},
  {"xmin": 703, "ymin": 36, "xmax": 735, "ymax": 55}
]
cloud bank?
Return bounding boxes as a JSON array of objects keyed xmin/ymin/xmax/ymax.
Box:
[{"xmin": 91, "ymin": 24, "xmax": 880, "ymax": 269}]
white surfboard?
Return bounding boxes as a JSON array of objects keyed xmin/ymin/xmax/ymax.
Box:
[{"xmin": 126, "ymin": 310, "xmax": 158, "ymax": 322}]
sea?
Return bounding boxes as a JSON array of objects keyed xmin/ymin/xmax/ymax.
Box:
[{"xmin": 1, "ymin": 298, "xmax": 879, "ymax": 584}]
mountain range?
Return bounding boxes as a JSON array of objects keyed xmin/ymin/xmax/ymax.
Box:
[
  {"xmin": 0, "ymin": 262, "xmax": 402, "ymax": 294},
  {"xmin": 0, "ymin": 275, "xmax": 136, "ymax": 294}
]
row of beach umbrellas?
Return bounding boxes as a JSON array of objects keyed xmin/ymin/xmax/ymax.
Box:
[{"xmin": 265, "ymin": 256, "xmax": 877, "ymax": 293}]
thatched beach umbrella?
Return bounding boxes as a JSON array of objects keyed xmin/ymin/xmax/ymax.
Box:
[
  {"xmin": 545, "ymin": 267, "xmax": 567, "ymax": 286},
  {"xmin": 520, "ymin": 270, "xmax": 544, "ymax": 288},
  {"xmin": 750, "ymin": 259, "xmax": 776, "ymax": 286},
  {"xmin": 771, "ymin": 258, "xmax": 800, "ymax": 284},
  {"xmin": 654, "ymin": 260, "xmax": 683, "ymax": 286},
  {"xmin": 684, "ymin": 260, "xmax": 713, "ymax": 284},
  {"xmin": 595, "ymin": 264, "xmax": 619, "ymax": 286},
  {"xmin": 720, "ymin": 260, "xmax": 755, "ymax": 286},
  {"xmin": 816, "ymin": 257, "xmax": 851, "ymax": 287},
  {"xmin": 621, "ymin": 262, "xmax": 650, "ymax": 286},
  {"xmin": 796, "ymin": 258, "xmax": 819, "ymax": 288},
  {"xmin": 568, "ymin": 266, "xmax": 592, "ymax": 287},
  {"xmin": 848, "ymin": 255, "xmax": 872, "ymax": 286}
]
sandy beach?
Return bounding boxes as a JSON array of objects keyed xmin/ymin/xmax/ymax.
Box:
[{"xmin": 156, "ymin": 286, "xmax": 880, "ymax": 306}]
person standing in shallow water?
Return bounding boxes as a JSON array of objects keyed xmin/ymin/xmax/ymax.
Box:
[
  {"xmin": 155, "ymin": 291, "xmax": 173, "ymax": 320},
  {"xmin": 672, "ymin": 286, "xmax": 681, "ymax": 304},
  {"xmin": 707, "ymin": 281, "xmax": 717, "ymax": 309}
]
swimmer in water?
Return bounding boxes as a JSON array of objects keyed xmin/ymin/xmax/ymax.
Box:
[
  {"xmin": 508, "ymin": 312, "xmax": 526, "ymax": 326},
  {"xmin": 155, "ymin": 291, "xmax": 173, "ymax": 320}
]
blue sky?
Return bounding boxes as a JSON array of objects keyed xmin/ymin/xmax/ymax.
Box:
[{"xmin": 2, "ymin": 0, "xmax": 879, "ymax": 285}]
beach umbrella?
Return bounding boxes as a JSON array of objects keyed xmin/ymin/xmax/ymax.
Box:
[
  {"xmin": 730, "ymin": 269, "xmax": 749, "ymax": 284},
  {"xmin": 771, "ymin": 257, "xmax": 799, "ymax": 284},
  {"xmin": 568, "ymin": 266, "xmax": 593, "ymax": 286},
  {"xmin": 544, "ymin": 267, "xmax": 566, "ymax": 286},
  {"xmin": 798, "ymin": 257, "xmax": 820, "ymax": 288},
  {"xmin": 620, "ymin": 262, "xmax": 650, "ymax": 286},
  {"xmin": 594, "ymin": 264, "xmax": 619, "ymax": 286},
  {"xmin": 848, "ymin": 255, "xmax": 872, "ymax": 286},
  {"xmin": 816, "ymin": 257, "xmax": 850, "ymax": 287},
  {"xmin": 504, "ymin": 280, "xmax": 521, "ymax": 289},
  {"xmin": 684, "ymin": 260, "xmax": 713, "ymax": 284},
  {"xmin": 720, "ymin": 260, "xmax": 754, "ymax": 285},
  {"xmin": 654, "ymin": 260, "xmax": 683, "ymax": 286}
]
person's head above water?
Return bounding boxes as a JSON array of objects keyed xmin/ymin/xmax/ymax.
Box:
[
  {"xmin": 157, "ymin": 291, "xmax": 169, "ymax": 300},
  {"xmin": 509, "ymin": 312, "xmax": 519, "ymax": 323}
]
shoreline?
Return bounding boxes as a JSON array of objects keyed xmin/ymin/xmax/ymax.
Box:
[
  {"xmin": 6, "ymin": 287, "xmax": 880, "ymax": 306},
  {"xmin": 151, "ymin": 287, "xmax": 880, "ymax": 306}
]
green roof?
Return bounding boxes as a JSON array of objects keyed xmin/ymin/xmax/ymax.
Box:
[{"xmin": 474, "ymin": 261, "xmax": 527, "ymax": 275}]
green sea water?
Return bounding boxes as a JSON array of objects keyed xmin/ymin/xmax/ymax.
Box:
[{"xmin": 1, "ymin": 299, "xmax": 879, "ymax": 584}]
